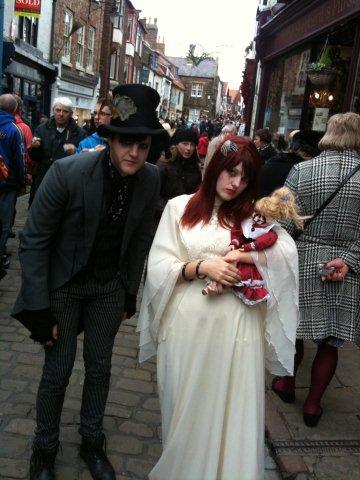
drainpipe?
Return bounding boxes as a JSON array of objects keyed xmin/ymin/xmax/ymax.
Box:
[{"xmin": 0, "ymin": 0, "xmax": 4, "ymax": 94}]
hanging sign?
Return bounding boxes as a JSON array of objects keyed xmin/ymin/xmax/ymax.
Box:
[{"xmin": 14, "ymin": 0, "xmax": 42, "ymax": 18}]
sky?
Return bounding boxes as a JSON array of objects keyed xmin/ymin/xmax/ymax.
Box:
[{"xmin": 134, "ymin": 0, "xmax": 258, "ymax": 89}]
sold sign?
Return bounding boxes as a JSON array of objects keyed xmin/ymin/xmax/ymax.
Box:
[{"xmin": 14, "ymin": 0, "xmax": 42, "ymax": 18}]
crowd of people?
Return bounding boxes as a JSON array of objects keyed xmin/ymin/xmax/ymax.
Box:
[{"xmin": 0, "ymin": 84, "xmax": 359, "ymax": 480}]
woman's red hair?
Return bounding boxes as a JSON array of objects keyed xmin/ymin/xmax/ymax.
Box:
[{"xmin": 180, "ymin": 136, "xmax": 261, "ymax": 230}]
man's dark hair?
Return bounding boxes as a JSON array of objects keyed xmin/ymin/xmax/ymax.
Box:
[{"xmin": 291, "ymin": 130, "xmax": 322, "ymax": 158}]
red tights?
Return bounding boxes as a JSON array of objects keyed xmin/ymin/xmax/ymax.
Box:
[{"xmin": 274, "ymin": 340, "xmax": 338, "ymax": 414}]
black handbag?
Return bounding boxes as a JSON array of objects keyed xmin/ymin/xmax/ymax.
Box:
[{"xmin": 294, "ymin": 162, "xmax": 360, "ymax": 240}]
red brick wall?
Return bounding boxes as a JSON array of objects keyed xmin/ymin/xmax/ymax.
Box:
[{"xmin": 53, "ymin": 0, "xmax": 104, "ymax": 76}]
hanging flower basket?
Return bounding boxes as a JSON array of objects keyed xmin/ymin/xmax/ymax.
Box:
[{"xmin": 307, "ymin": 67, "xmax": 337, "ymax": 86}]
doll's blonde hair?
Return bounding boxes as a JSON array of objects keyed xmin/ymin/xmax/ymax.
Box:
[{"xmin": 255, "ymin": 187, "xmax": 308, "ymax": 229}]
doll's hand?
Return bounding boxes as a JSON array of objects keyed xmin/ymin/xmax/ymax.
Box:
[{"xmin": 202, "ymin": 281, "xmax": 221, "ymax": 295}]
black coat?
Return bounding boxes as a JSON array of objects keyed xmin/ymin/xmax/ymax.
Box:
[
  {"xmin": 156, "ymin": 155, "xmax": 202, "ymax": 219},
  {"xmin": 258, "ymin": 144, "xmax": 277, "ymax": 164},
  {"xmin": 259, "ymin": 152, "xmax": 302, "ymax": 197},
  {"xmin": 30, "ymin": 117, "xmax": 86, "ymax": 189}
]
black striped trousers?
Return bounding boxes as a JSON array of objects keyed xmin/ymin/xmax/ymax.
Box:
[{"xmin": 34, "ymin": 276, "xmax": 125, "ymax": 451}]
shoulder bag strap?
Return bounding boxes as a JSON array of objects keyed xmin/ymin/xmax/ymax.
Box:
[{"xmin": 294, "ymin": 162, "xmax": 360, "ymax": 240}]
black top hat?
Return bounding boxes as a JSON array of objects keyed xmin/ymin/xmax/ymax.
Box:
[{"xmin": 98, "ymin": 84, "xmax": 166, "ymax": 138}]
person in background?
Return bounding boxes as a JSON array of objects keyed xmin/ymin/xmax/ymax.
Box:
[
  {"xmin": 77, "ymin": 99, "xmax": 117, "ymax": 153},
  {"xmin": 29, "ymin": 97, "xmax": 86, "ymax": 203},
  {"xmin": 253, "ymin": 128, "xmax": 277, "ymax": 164},
  {"xmin": 203, "ymin": 123, "xmax": 237, "ymax": 171},
  {"xmin": 272, "ymin": 113, "xmax": 360, "ymax": 427},
  {"xmin": 259, "ymin": 130, "xmax": 322, "ymax": 197},
  {"xmin": 156, "ymin": 128, "xmax": 201, "ymax": 221},
  {"xmin": 273, "ymin": 132, "xmax": 288, "ymax": 153},
  {"xmin": 13, "ymin": 94, "xmax": 34, "ymax": 185},
  {"xmin": 0, "ymin": 94, "xmax": 25, "ymax": 270},
  {"xmin": 197, "ymin": 132, "xmax": 209, "ymax": 168}
]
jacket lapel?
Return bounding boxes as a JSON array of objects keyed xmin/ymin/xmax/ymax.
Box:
[
  {"xmin": 82, "ymin": 153, "xmax": 105, "ymax": 258},
  {"xmin": 121, "ymin": 166, "xmax": 148, "ymax": 257}
]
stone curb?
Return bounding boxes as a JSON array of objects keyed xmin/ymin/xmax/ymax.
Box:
[{"xmin": 265, "ymin": 393, "xmax": 312, "ymax": 479}]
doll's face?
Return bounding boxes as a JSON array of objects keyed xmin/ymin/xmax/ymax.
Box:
[{"xmin": 252, "ymin": 213, "xmax": 266, "ymax": 225}]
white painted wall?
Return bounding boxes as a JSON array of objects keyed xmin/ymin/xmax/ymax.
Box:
[{"xmin": 3, "ymin": 0, "xmax": 53, "ymax": 61}]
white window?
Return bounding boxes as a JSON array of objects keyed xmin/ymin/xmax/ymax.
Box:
[
  {"xmin": 113, "ymin": 0, "xmax": 125, "ymax": 30},
  {"xmin": 110, "ymin": 53, "xmax": 117, "ymax": 79},
  {"xmin": 87, "ymin": 27, "xmax": 95, "ymax": 71},
  {"xmin": 76, "ymin": 26, "xmax": 85, "ymax": 66},
  {"xmin": 191, "ymin": 83, "xmax": 203, "ymax": 97},
  {"xmin": 135, "ymin": 28, "xmax": 142, "ymax": 54},
  {"xmin": 63, "ymin": 10, "xmax": 73, "ymax": 62}
]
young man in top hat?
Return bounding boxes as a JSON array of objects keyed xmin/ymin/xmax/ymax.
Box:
[{"xmin": 12, "ymin": 84, "xmax": 167, "ymax": 480}]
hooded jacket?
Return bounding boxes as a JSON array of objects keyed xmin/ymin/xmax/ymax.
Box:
[{"xmin": 0, "ymin": 110, "xmax": 25, "ymax": 190}]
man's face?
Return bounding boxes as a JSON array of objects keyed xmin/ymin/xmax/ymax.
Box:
[
  {"xmin": 108, "ymin": 135, "xmax": 152, "ymax": 176},
  {"xmin": 53, "ymin": 104, "xmax": 72, "ymax": 127}
]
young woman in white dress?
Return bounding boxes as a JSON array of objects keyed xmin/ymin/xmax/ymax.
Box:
[{"xmin": 138, "ymin": 136, "xmax": 299, "ymax": 480}]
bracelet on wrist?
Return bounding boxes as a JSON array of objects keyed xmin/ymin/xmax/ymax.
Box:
[
  {"xmin": 195, "ymin": 259, "xmax": 206, "ymax": 279},
  {"xmin": 181, "ymin": 262, "xmax": 193, "ymax": 282}
]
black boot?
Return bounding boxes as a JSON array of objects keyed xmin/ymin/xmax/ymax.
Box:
[
  {"xmin": 29, "ymin": 446, "xmax": 57, "ymax": 480},
  {"xmin": 80, "ymin": 434, "xmax": 115, "ymax": 480}
]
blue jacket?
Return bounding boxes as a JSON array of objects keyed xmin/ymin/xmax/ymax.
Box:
[
  {"xmin": 0, "ymin": 110, "xmax": 25, "ymax": 190},
  {"xmin": 76, "ymin": 132, "xmax": 107, "ymax": 153}
]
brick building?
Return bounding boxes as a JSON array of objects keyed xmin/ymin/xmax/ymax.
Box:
[
  {"xmin": 52, "ymin": 0, "xmax": 105, "ymax": 124},
  {"xmin": 168, "ymin": 56, "xmax": 220, "ymax": 121},
  {"xmin": 3, "ymin": 0, "xmax": 57, "ymax": 123}
]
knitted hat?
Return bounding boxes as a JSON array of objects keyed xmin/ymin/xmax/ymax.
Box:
[{"xmin": 170, "ymin": 128, "xmax": 199, "ymax": 146}]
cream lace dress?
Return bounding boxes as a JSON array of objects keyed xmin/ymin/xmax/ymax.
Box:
[{"xmin": 137, "ymin": 195, "xmax": 299, "ymax": 480}]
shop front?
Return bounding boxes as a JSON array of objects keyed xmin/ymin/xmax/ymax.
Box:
[
  {"xmin": 55, "ymin": 67, "xmax": 100, "ymax": 126},
  {"xmin": 4, "ymin": 39, "xmax": 57, "ymax": 126},
  {"xmin": 254, "ymin": 0, "xmax": 360, "ymax": 136}
]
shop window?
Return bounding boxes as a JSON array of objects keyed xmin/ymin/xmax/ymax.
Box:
[
  {"xmin": 191, "ymin": 83, "xmax": 203, "ymax": 98},
  {"xmin": 76, "ymin": 27, "xmax": 85, "ymax": 67},
  {"xmin": 264, "ymin": 49, "xmax": 310, "ymax": 137},
  {"xmin": 18, "ymin": 16, "xmax": 38, "ymax": 46},
  {"xmin": 63, "ymin": 10, "xmax": 73, "ymax": 62},
  {"xmin": 87, "ymin": 27, "xmax": 95, "ymax": 71}
]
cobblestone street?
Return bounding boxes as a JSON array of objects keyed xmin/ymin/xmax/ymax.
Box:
[{"xmin": 0, "ymin": 196, "xmax": 281, "ymax": 479}]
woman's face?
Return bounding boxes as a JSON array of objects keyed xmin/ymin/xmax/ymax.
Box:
[
  {"xmin": 176, "ymin": 141, "xmax": 196, "ymax": 159},
  {"xmin": 216, "ymin": 163, "xmax": 249, "ymax": 201},
  {"xmin": 93, "ymin": 104, "xmax": 112, "ymax": 128},
  {"xmin": 253, "ymin": 135, "xmax": 261, "ymax": 149}
]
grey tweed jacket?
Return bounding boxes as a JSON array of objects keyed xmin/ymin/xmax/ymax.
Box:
[
  {"xmin": 284, "ymin": 149, "xmax": 360, "ymax": 344},
  {"xmin": 13, "ymin": 150, "xmax": 160, "ymax": 316}
]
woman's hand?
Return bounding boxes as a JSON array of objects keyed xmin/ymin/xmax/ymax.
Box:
[
  {"xmin": 200, "ymin": 258, "xmax": 241, "ymax": 286},
  {"xmin": 321, "ymin": 258, "xmax": 349, "ymax": 282}
]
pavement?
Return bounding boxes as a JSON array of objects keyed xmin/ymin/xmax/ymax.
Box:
[{"xmin": 0, "ymin": 195, "xmax": 357, "ymax": 479}]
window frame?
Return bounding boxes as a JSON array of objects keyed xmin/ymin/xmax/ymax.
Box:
[
  {"xmin": 191, "ymin": 83, "xmax": 203, "ymax": 98},
  {"xmin": 63, "ymin": 9, "xmax": 73, "ymax": 63},
  {"xmin": 87, "ymin": 26, "xmax": 95, "ymax": 71},
  {"xmin": 76, "ymin": 26, "xmax": 85, "ymax": 67}
]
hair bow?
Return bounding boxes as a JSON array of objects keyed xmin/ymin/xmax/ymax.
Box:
[{"xmin": 221, "ymin": 140, "xmax": 239, "ymax": 156}]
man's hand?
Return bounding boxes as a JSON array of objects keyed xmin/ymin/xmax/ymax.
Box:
[
  {"xmin": 32, "ymin": 137, "xmax": 42, "ymax": 148},
  {"xmin": 321, "ymin": 258, "xmax": 349, "ymax": 282},
  {"xmin": 42, "ymin": 324, "xmax": 59, "ymax": 349}
]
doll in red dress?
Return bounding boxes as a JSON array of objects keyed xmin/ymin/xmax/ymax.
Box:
[{"xmin": 202, "ymin": 187, "xmax": 306, "ymax": 305}]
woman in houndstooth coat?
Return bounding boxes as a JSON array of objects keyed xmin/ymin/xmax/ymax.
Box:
[{"xmin": 272, "ymin": 113, "xmax": 360, "ymax": 427}]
